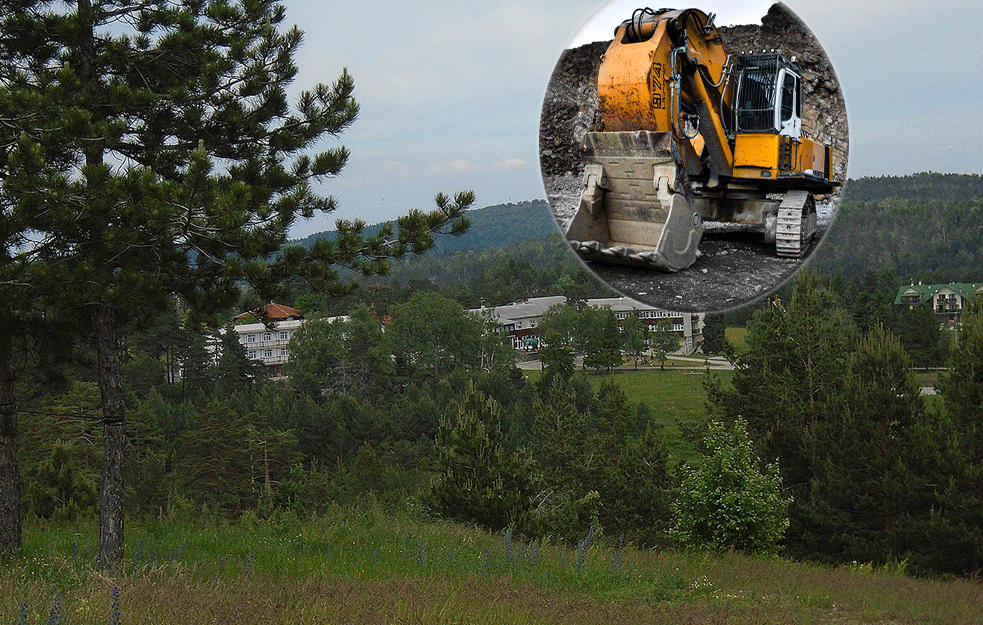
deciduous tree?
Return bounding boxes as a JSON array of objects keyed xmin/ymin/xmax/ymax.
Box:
[
  {"xmin": 649, "ymin": 319, "xmax": 679, "ymax": 370},
  {"xmin": 671, "ymin": 419, "xmax": 789, "ymax": 554},
  {"xmin": 621, "ymin": 310, "xmax": 647, "ymax": 369}
]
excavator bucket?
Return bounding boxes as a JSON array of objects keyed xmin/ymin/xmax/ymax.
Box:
[{"xmin": 565, "ymin": 131, "xmax": 703, "ymax": 272}]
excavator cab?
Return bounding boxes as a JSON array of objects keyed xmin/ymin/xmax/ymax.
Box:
[{"xmin": 733, "ymin": 53, "xmax": 802, "ymax": 139}]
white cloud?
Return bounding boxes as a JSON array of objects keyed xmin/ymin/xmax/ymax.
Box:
[
  {"xmin": 378, "ymin": 161, "xmax": 411, "ymax": 176},
  {"xmin": 490, "ymin": 158, "xmax": 527, "ymax": 171},
  {"xmin": 448, "ymin": 159, "xmax": 474, "ymax": 174}
]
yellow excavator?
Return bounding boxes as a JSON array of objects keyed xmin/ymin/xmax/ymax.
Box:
[{"xmin": 566, "ymin": 7, "xmax": 839, "ymax": 271}]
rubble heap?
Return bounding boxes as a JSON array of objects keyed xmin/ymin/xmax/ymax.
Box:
[{"xmin": 539, "ymin": 4, "xmax": 849, "ymax": 181}]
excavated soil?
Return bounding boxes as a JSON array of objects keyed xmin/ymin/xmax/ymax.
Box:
[{"xmin": 539, "ymin": 3, "xmax": 849, "ymax": 312}]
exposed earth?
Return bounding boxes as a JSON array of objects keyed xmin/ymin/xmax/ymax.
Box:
[{"xmin": 539, "ymin": 4, "xmax": 849, "ymax": 312}]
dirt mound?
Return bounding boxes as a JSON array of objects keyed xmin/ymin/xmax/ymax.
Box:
[{"xmin": 538, "ymin": 3, "xmax": 849, "ymax": 181}]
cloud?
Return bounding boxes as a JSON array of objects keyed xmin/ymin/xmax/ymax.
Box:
[
  {"xmin": 427, "ymin": 157, "xmax": 527, "ymax": 176},
  {"xmin": 378, "ymin": 161, "xmax": 411, "ymax": 176},
  {"xmin": 449, "ymin": 159, "xmax": 474, "ymax": 173},
  {"xmin": 490, "ymin": 158, "xmax": 527, "ymax": 171}
]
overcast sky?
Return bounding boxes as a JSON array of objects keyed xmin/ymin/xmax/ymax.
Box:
[{"xmin": 282, "ymin": 0, "xmax": 982, "ymax": 237}]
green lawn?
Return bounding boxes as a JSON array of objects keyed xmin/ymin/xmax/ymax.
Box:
[
  {"xmin": 523, "ymin": 368, "xmax": 732, "ymax": 463},
  {"xmin": 725, "ymin": 326, "xmax": 747, "ymax": 348}
]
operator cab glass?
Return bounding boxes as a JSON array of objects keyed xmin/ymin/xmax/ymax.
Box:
[
  {"xmin": 734, "ymin": 52, "xmax": 802, "ymax": 139},
  {"xmin": 778, "ymin": 69, "xmax": 802, "ymax": 138}
]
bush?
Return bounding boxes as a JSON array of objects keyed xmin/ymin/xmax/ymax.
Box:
[{"xmin": 671, "ymin": 419, "xmax": 790, "ymax": 554}]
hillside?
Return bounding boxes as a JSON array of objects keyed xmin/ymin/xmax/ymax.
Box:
[
  {"xmin": 290, "ymin": 173, "xmax": 982, "ymax": 291},
  {"xmin": 814, "ymin": 173, "xmax": 983, "ymax": 281},
  {"xmin": 291, "ymin": 199, "xmax": 559, "ymax": 254}
]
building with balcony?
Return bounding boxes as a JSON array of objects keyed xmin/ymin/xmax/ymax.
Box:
[
  {"xmin": 233, "ymin": 303, "xmax": 305, "ymax": 377},
  {"xmin": 474, "ymin": 296, "xmax": 704, "ymax": 354},
  {"xmin": 895, "ymin": 283, "xmax": 983, "ymax": 325}
]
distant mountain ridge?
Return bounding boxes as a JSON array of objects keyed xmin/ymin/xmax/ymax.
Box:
[
  {"xmin": 291, "ymin": 199, "xmax": 559, "ymax": 253},
  {"xmin": 291, "ymin": 173, "xmax": 983, "ymax": 284},
  {"xmin": 816, "ymin": 172, "xmax": 983, "ymax": 281}
]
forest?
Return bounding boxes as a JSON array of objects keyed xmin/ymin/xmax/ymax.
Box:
[
  {"xmin": 814, "ymin": 172, "xmax": 983, "ymax": 281},
  {"xmin": 10, "ymin": 259, "xmax": 983, "ymax": 578}
]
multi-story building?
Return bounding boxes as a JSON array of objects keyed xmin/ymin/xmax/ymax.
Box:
[
  {"xmin": 895, "ymin": 283, "xmax": 983, "ymax": 325},
  {"xmin": 233, "ymin": 303, "xmax": 305, "ymax": 376},
  {"xmin": 475, "ymin": 296, "xmax": 704, "ymax": 354}
]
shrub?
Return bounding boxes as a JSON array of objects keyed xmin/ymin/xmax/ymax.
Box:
[{"xmin": 671, "ymin": 419, "xmax": 790, "ymax": 554}]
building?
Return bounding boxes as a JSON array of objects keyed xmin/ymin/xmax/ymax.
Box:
[
  {"xmin": 474, "ymin": 296, "xmax": 704, "ymax": 354},
  {"xmin": 895, "ymin": 283, "xmax": 983, "ymax": 325},
  {"xmin": 233, "ymin": 303, "xmax": 305, "ymax": 376}
]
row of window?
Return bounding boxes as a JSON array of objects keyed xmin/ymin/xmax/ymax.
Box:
[
  {"xmin": 614, "ymin": 310, "xmax": 675, "ymax": 320},
  {"xmin": 247, "ymin": 348, "xmax": 289, "ymax": 360},
  {"xmin": 244, "ymin": 331, "xmax": 291, "ymax": 344}
]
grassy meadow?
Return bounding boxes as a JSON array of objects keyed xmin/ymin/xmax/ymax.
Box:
[
  {"xmin": 3, "ymin": 511, "xmax": 982, "ymax": 625},
  {"xmin": 522, "ymin": 366, "xmax": 732, "ymax": 462}
]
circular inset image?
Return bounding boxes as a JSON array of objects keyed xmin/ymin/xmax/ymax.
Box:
[{"xmin": 540, "ymin": 2, "xmax": 848, "ymax": 312}]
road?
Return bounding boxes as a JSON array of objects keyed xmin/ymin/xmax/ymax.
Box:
[{"xmin": 516, "ymin": 353, "xmax": 734, "ymax": 371}]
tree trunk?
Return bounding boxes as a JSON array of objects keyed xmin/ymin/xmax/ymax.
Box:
[
  {"xmin": 96, "ymin": 305, "xmax": 125, "ymax": 568},
  {"xmin": 0, "ymin": 327, "xmax": 21, "ymax": 554}
]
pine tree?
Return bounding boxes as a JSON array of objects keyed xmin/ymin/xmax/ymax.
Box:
[
  {"xmin": 0, "ymin": 0, "xmax": 471, "ymax": 567},
  {"xmin": 214, "ymin": 324, "xmax": 260, "ymax": 393},
  {"xmin": 929, "ymin": 294, "xmax": 983, "ymax": 573},
  {"xmin": 427, "ymin": 383, "xmax": 535, "ymax": 532},
  {"xmin": 708, "ymin": 270, "xmax": 856, "ymax": 495},
  {"xmin": 699, "ymin": 312, "xmax": 728, "ymax": 356},
  {"xmin": 803, "ymin": 324, "xmax": 931, "ymax": 564}
]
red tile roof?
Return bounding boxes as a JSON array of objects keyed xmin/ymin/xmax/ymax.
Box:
[{"xmin": 235, "ymin": 302, "xmax": 303, "ymax": 323}]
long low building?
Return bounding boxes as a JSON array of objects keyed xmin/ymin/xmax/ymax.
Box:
[
  {"xmin": 474, "ymin": 296, "xmax": 703, "ymax": 354},
  {"xmin": 233, "ymin": 303, "xmax": 306, "ymax": 376}
]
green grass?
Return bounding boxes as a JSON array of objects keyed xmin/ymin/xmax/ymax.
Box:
[
  {"xmin": 3, "ymin": 513, "xmax": 981, "ymax": 625},
  {"xmin": 725, "ymin": 326, "xmax": 747, "ymax": 348},
  {"xmin": 523, "ymin": 368, "xmax": 731, "ymax": 462},
  {"xmin": 913, "ymin": 369, "xmax": 942, "ymax": 387}
]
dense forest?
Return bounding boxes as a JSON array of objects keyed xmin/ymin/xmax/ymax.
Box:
[
  {"xmin": 8, "ymin": 170, "xmax": 983, "ymax": 578},
  {"xmin": 302, "ymin": 172, "xmax": 983, "ymax": 296},
  {"xmin": 18, "ymin": 268, "xmax": 983, "ymax": 576},
  {"xmin": 815, "ymin": 173, "xmax": 983, "ymax": 281}
]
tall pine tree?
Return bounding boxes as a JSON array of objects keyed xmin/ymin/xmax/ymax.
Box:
[{"xmin": 0, "ymin": 0, "xmax": 470, "ymax": 566}]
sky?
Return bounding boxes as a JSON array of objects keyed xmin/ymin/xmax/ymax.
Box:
[{"xmin": 282, "ymin": 0, "xmax": 983, "ymax": 237}]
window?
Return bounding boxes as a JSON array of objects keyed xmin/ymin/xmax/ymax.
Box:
[
  {"xmin": 280, "ymin": 348, "xmax": 288, "ymax": 357},
  {"xmin": 279, "ymin": 331, "xmax": 288, "ymax": 341},
  {"xmin": 780, "ymin": 72, "xmax": 796, "ymax": 122},
  {"xmin": 264, "ymin": 350, "xmax": 273, "ymax": 359},
  {"xmin": 246, "ymin": 334, "xmax": 255, "ymax": 343},
  {"xmin": 263, "ymin": 333, "xmax": 272, "ymax": 342}
]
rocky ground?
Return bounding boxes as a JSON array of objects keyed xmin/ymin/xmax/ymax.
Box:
[{"xmin": 538, "ymin": 4, "xmax": 849, "ymax": 312}]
